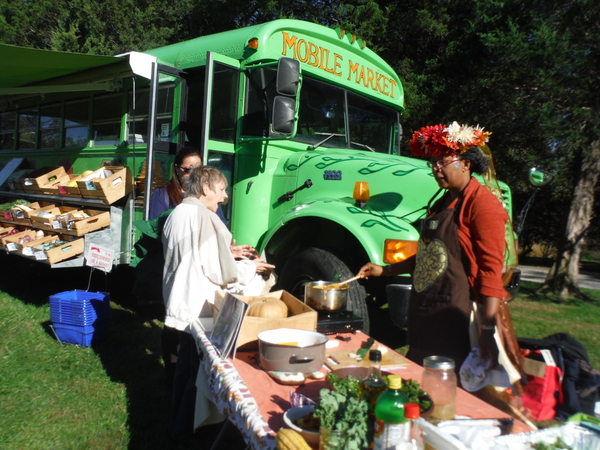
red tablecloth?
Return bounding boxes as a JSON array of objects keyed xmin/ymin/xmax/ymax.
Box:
[{"xmin": 230, "ymin": 330, "xmax": 533, "ymax": 442}]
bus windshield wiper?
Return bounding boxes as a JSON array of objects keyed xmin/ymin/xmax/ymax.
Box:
[
  {"xmin": 307, "ymin": 132, "xmax": 345, "ymax": 150},
  {"xmin": 350, "ymin": 141, "xmax": 376, "ymax": 152}
]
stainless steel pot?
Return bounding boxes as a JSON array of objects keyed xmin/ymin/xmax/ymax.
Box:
[
  {"xmin": 257, "ymin": 328, "xmax": 327, "ymax": 374},
  {"xmin": 304, "ymin": 281, "xmax": 348, "ymax": 310}
]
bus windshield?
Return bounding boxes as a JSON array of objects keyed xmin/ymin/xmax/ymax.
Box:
[
  {"xmin": 244, "ymin": 68, "xmax": 400, "ymax": 154},
  {"xmin": 296, "ymin": 77, "xmax": 400, "ymax": 154}
]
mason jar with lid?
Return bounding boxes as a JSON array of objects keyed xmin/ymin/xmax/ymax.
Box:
[{"xmin": 421, "ymin": 356, "xmax": 457, "ymax": 421}]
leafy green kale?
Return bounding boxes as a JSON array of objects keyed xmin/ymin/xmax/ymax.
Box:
[
  {"xmin": 313, "ymin": 388, "xmax": 369, "ymax": 450},
  {"xmin": 326, "ymin": 372, "xmax": 361, "ymax": 396},
  {"xmin": 400, "ymin": 378, "xmax": 432, "ymax": 413}
]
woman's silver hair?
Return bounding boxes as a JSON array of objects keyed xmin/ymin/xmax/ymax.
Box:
[{"xmin": 183, "ymin": 166, "xmax": 227, "ymax": 198}]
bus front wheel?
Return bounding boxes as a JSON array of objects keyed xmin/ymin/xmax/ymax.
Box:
[{"xmin": 276, "ymin": 247, "xmax": 370, "ymax": 334}]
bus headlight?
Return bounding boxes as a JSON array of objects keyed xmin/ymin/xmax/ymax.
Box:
[{"xmin": 383, "ymin": 239, "xmax": 418, "ymax": 264}]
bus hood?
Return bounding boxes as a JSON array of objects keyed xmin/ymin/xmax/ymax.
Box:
[{"xmin": 277, "ymin": 150, "xmax": 440, "ymax": 225}]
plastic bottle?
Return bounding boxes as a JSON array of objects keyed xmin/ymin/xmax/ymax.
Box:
[
  {"xmin": 421, "ymin": 356, "xmax": 457, "ymax": 422},
  {"xmin": 394, "ymin": 402, "xmax": 425, "ymax": 450},
  {"xmin": 360, "ymin": 349, "xmax": 387, "ymax": 409},
  {"xmin": 373, "ymin": 374, "xmax": 409, "ymax": 450}
]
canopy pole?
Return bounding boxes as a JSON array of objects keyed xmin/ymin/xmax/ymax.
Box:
[{"xmin": 143, "ymin": 61, "xmax": 159, "ymax": 220}]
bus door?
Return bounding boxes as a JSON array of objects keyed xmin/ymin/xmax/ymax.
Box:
[
  {"xmin": 201, "ymin": 52, "xmax": 241, "ymax": 225},
  {"xmin": 142, "ymin": 61, "xmax": 186, "ymax": 219}
]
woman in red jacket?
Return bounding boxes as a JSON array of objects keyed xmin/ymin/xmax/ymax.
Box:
[{"xmin": 358, "ymin": 122, "xmax": 521, "ymax": 377}]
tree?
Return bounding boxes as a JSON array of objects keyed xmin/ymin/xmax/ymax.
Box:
[
  {"xmin": 370, "ymin": 0, "xmax": 600, "ymax": 299},
  {"xmin": 1, "ymin": 0, "xmax": 598, "ymax": 298}
]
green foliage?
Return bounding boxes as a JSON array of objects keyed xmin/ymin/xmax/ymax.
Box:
[
  {"xmin": 1, "ymin": 0, "xmax": 599, "ymax": 288},
  {"xmin": 313, "ymin": 388, "xmax": 369, "ymax": 450}
]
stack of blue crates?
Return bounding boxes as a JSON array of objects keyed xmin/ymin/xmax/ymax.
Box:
[{"xmin": 50, "ymin": 290, "xmax": 110, "ymax": 346}]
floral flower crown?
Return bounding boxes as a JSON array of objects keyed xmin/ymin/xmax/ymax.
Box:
[{"xmin": 409, "ymin": 121, "xmax": 491, "ymax": 157}]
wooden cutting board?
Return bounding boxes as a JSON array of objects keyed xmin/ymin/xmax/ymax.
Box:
[{"xmin": 325, "ymin": 348, "xmax": 410, "ymax": 370}]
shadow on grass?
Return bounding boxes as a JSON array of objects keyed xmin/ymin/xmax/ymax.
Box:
[
  {"xmin": 0, "ymin": 252, "xmax": 183, "ymax": 449},
  {"xmin": 518, "ymin": 280, "xmax": 600, "ymax": 307}
]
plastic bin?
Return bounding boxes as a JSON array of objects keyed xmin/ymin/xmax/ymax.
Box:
[
  {"xmin": 49, "ymin": 290, "xmax": 110, "ymax": 326},
  {"xmin": 52, "ymin": 320, "xmax": 109, "ymax": 347}
]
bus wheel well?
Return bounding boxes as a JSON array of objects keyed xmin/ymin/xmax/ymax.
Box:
[
  {"xmin": 274, "ymin": 247, "xmax": 370, "ymax": 334},
  {"xmin": 265, "ymin": 217, "xmax": 369, "ymax": 274}
]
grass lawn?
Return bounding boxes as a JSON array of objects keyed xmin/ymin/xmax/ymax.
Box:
[
  {"xmin": 0, "ymin": 254, "xmax": 174, "ymax": 450},
  {"xmin": 0, "ymin": 252, "xmax": 599, "ymax": 449},
  {"xmin": 510, "ymin": 281, "xmax": 600, "ymax": 369}
]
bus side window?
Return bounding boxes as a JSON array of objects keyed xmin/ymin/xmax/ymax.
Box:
[
  {"xmin": 209, "ymin": 63, "xmax": 239, "ymax": 143},
  {"xmin": 182, "ymin": 67, "xmax": 205, "ymax": 148},
  {"xmin": 243, "ymin": 68, "xmax": 277, "ymax": 137}
]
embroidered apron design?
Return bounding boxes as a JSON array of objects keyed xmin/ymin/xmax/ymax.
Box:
[
  {"xmin": 406, "ymin": 197, "xmax": 473, "ymax": 370},
  {"xmin": 413, "ymin": 239, "xmax": 448, "ymax": 293}
]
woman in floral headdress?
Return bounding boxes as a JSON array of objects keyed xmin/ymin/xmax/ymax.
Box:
[{"xmin": 358, "ymin": 122, "xmax": 523, "ymax": 383}]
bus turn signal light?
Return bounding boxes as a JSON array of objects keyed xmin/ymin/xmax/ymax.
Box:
[{"xmin": 383, "ymin": 239, "xmax": 418, "ymax": 264}]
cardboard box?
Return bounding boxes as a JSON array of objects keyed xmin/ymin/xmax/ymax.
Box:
[
  {"xmin": 44, "ymin": 174, "xmax": 83, "ymax": 198},
  {"xmin": 30, "ymin": 206, "xmax": 79, "ymax": 231},
  {"xmin": 0, "ymin": 226, "xmax": 17, "ymax": 240},
  {"xmin": 213, "ymin": 290, "xmax": 318, "ymax": 350},
  {"xmin": 32, "ymin": 236, "xmax": 84, "ymax": 264},
  {"xmin": 2, "ymin": 229, "xmax": 36, "ymax": 249},
  {"xmin": 21, "ymin": 166, "xmax": 66, "ymax": 193},
  {"xmin": 77, "ymin": 166, "xmax": 133, "ymax": 204},
  {"xmin": 9, "ymin": 202, "xmax": 55, "ymax": 225},
  {"xmin": 59, "ymin": 209, "xmax": 111, "ymax": 236},
  {"xmin": 17, "ymin": 233, "xmax": 57, "ymax": 256}
]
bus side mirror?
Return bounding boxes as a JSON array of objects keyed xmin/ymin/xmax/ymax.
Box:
[
  {"xmin": 528, "ymin": 167, "xmax": 554, "ymax": 187},
  {"xmin": 272, "ymin": 96, "xmax": 296, "ymax": 135},
  {"xmin": 276, "ymin": 58, "xmax": 300, "ymax": 96}
]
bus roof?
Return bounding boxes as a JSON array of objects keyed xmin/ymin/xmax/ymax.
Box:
[
  {"xmin": 145, "ymin": 19, "xmax": 404, "ymax": 112},
  {"xmin": 0, "ymin": 20, "xmax": 404, "ymax": 111}
]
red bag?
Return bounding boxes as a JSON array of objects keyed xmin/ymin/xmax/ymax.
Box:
[{"xmin": 520, "ymin": 349, "xmax": 563, "ymax": 420}]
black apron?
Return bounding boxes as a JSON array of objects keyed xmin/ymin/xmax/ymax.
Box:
[{"xmin": 406, "ymin": 195, "xmax": 473, "ymax": 371}]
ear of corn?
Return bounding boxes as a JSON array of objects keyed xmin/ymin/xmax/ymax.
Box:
[{"xmin": 275, "ymin": 428, "xmax": 312, "ymax": 450}]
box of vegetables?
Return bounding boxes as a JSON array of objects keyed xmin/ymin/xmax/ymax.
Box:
[{"xmin": 28, "ymin": 235, "xmax": 84, "ymax": 264}]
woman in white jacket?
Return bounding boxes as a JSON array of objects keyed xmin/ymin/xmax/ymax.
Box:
[{"xmin": 162, "ymin": 166, "xmax": 274, "ymax": 443}]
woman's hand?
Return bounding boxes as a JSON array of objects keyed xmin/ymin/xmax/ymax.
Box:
[
  {"xmin": 479, "ymin": 328, "xmax": 500, "ymax": 370},
  {"xmin": 230, "ymin": 240, "xmax": 256, "ymax": 259},
  {"xmin": 357, "ymin": 262, "xmax": 384, "ymax": 279},
  {"xmin": 252, "ymin": 257, "xmax": 275, "ymax": 274},
  {"xmin": 478, "ymin": 296, "xmax": 501, "ymax": 369}
]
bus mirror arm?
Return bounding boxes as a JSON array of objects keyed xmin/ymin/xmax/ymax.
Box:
[{"xmin": 278, "ymin": 179, "xmax": 313, "ymax": 203}]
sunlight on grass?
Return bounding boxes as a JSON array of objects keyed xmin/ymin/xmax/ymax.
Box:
[
  {"xmin": 1, "ymin": 273, "xmax": 599, "ymax": 449},
  {"xmin": 509, "ymin": 282, "xmax": 600, "ymax": 370}
]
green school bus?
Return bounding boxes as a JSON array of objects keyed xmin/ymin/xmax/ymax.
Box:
[{"xmin": 0, "ymin": 20, "xmax": 518, "ymax": 333}]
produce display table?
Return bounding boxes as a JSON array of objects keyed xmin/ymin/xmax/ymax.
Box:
[{"xmin": 192, "ymin": 328, "xmax": 533, "ymax": 450}]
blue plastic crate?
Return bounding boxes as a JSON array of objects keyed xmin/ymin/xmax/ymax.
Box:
[
  {"xmin": 52, "ymin": 320, "xmax": 109, "ymax": 346},
  {"xmin": 49, "ymin": 290, "xmax": 110, "ymax": 326}
]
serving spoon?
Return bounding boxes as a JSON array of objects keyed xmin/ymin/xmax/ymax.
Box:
[{"xmin": 325, "ymin": 275, "xmax": 361, "ymax": 290}]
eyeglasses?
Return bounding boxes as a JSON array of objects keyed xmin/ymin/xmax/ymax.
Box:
[
  {"xmin": 177, "ymin": 165, "xmax": 196, "ymax": 174},
  {"xmin": 427, "ymin": 158, "xmax": 460, "ymax": 169}
]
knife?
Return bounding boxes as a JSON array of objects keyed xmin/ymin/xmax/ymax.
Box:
[{"xmin": 356, "ymin": 337, "xmax": 375, "ymax": 362}]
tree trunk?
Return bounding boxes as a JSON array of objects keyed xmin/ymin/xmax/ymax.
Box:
[{"xmin": 540, "ymin": 139, "xmax": 600, "ymax": 299}]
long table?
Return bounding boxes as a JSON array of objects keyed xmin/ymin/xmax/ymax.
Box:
[{"xmin": 192, "ymin": 328, "xmax": 532, "ymax": 450}]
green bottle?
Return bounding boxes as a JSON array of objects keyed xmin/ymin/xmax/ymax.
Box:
[{"xmin": 373, "ymin": 374, "xmax": 409, "ymax": 450}]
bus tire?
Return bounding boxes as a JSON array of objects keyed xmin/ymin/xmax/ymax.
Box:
[{"xmin": 276, "ymin": 247, "xmax": 370, "ymax": 334}]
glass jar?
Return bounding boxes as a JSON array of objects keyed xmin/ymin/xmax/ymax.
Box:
[
  {"xmin": 319, "ymin": 426, "xmax": 346, "ymax": 450},
  {"xmin": 421, "ymin": 356, "xmax": 457, "ymax": 421}
]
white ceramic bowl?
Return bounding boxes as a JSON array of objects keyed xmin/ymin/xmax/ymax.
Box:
[{"xmin": 282, "ymin": 405, "xmax": 320, "ymax": 446}]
